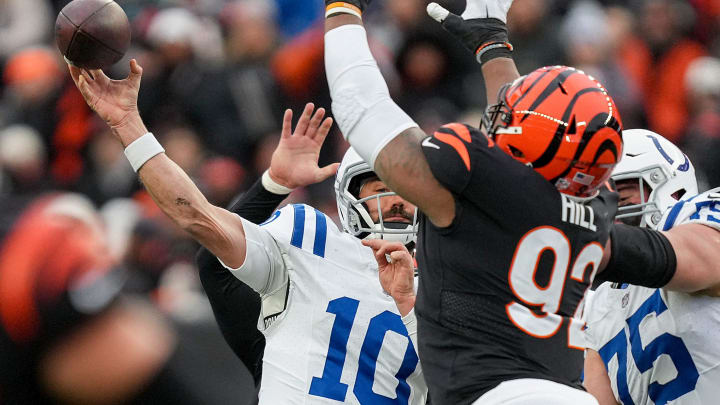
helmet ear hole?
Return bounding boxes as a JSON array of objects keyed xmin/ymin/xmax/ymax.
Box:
[{"xmin": 671, "ymin": 189, "xmax": 686, "ymax": 200}]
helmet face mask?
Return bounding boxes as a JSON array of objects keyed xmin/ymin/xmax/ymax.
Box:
[
  {"xmin": 614, "ymin": 169, "xmax": 665, "ymax": 227},
  {"xmin": 481, "ymin": 83, "xmax": 515, "ymax": 141},
  {"xmin": 335, "ymin": 149, "xmax": 418, "ymax": 246},
  {"xmin": 611, "ymin": 129, "xmax": 698, "ymax": 228}
]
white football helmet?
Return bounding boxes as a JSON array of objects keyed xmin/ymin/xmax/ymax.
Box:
[
  {"xmin": 612, "ymin": 129, "xmax": 698, "ymax": 228},
  {"xmin": 334, "ymin": 148, "xmax": 418, "ymax": 245}
]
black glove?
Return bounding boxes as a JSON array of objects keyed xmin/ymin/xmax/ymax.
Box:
[{"xmin": 427, "ymin": 2, "xmax": 512, "ymax": 64}]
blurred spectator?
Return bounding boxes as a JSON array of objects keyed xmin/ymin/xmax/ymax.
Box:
[
  {"xmin": 0, "ymin": 193, "xmax": 255, "ymax": 404},
  {"xmin": 0, "ymin": 0, "xmax": 53, "ymax": 62},
  {"xmin": 507, "ymin": 0, "xmax": 564, "ymax": 75},
  {"xmin": 560, "ymin": 1, "xmax": 644, "ymax": 128},
  {"xmin": 682, "ymin": 56, "xmax": 720, "ymax": 189},
  {"xmin": 222, "ymin": 1, "xmax": 285, "ymax": 150},
  {"xmin": 273, "ymin": 0, "xmax": 323, "ymax": 37},
  {"xmin": 0, "ymin": 125, "xmax": 47, "ymax": 194},
  {"xmin": 618, "ymin": 0, "xmax": 705, "ymax": 144},
  {"xmin": 78, "ymin": 128, "xmax": 138, "ymax": 205},
  {"xmin": 199, "ymin": 157, "xmax": 247, "ymax": 207},
  {"xmin": 1, "ymin": 47, "xmax": 92, "ymax": 187},
  {"xmin": 395, "ymin": 31, "xmax": 466, "ymax": 129}
]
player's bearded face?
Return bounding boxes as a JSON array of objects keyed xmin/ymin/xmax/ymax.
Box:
[
  {"xmin": 358, "ymin": 179, "xmax": 416, "ymax": 223},
  {"xmin": 616, "ymin": 179, "xmax": 651, "ymax": 226}
]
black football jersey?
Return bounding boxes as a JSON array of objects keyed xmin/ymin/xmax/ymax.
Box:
[{"xmin": 415, "ymin": 123, "xmax": 618, "ymax": 404}]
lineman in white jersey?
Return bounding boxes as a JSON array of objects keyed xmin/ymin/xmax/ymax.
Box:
[
  {"xmin": 584, "ymin": 129, "xmax": 720, "ymax": 405},
  {"xmin": 226, "ymin": 144, "xmax": 427, "ymax": 404}
]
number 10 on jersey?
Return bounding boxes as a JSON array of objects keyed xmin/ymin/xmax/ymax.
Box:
[
  {"xmin": 309, "ymin": 297, "xmax": 419, "ymax": 404},
  {"xmin": 506, "ymin": 226, "xmax": 604, "ymax": 348}
]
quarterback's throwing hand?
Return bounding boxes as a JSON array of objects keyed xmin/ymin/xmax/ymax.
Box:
[
  {"xmin": 68, "ymin": 59, "xmax": 142, "ymax": 130},
  {"xmin": 362, "ymin": 239, "xmax": 415, "ymax": 316},
  {"xmin": 268, "ymin": 103, "xmax": 339, "ymax": 190}
]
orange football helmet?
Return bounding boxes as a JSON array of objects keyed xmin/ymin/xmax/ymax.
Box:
[{"xmin": 482, "ymin": 66, "xmax": 623, "ymax": 198}]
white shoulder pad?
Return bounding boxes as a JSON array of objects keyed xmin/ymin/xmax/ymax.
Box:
[
  {"xmin": 259, "ymin": 204, "xmax": 338, "ymax": 259},
  {"xmin": 658, "ymin": 187, "xmax": 720, "ymax": 232}
]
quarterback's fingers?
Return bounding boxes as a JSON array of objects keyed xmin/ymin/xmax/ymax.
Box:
[
  {"xmin": 128, "ymin": 59, "xmax": 143, "ymax": 87},
  {"xmin": 374, "ymin": 250, "xmax": 390, "ymax": 267},
  {"xmin": 294, "ymin": 102, "xmax": 315, "ymax": 136},
  {"xmin": 89, "ymin": 68, "xmax": 110, "ymax": 87},
  {"xmin": 362, "ymin": 238, "xmax": 390, "ymax": 252},
  {"xmin": 374, "ymin": 242, "xmax": 409, "ymax": 258},
  {"xmin": 426, "ymin": 2, "xmax": 450, "ymax": 23},
  {"xmin": 306, "ymin": 107, "xmax": 326, "ymax": 139},
  {"xmin": 281, "ymin": 109, "xmax": 293, "ymax": 138},
  {"xmin": 316, "ymin": 117, "xmax": 334, "ymax": 143},
  {"xmin": 76, "ymin": 74, "xmax": 94, "ymax": 103},
  {"xmin": 389, "ymin": 250, "xmax": 413, "ymax": 267},
  {"xmin": 316, "ymin": 163, "xmax": 340, "ymax": 182},
  {"xmin": 363, "ymin": 239, "xmax": 408, "ymax": 253},
  {"xmin": 79, "ymin": 68, "xmax": 94, "ymax": 83},
  {"xmin": 68, "ymin": 64, "xmax": 82, "ymax": 86},
  {"xmin": 363, "ymin": 240, "xmax": 390, "ymax": 265}
]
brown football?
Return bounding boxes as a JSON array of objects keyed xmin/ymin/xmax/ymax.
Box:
[{"xmin": 55, "ymin": 0, "xmax": 131, "ymax": 69}]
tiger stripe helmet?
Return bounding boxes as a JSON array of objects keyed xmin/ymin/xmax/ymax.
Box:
[{"xmin": 482, "ymin": 65, "xmax": 623, "ymax": 198}]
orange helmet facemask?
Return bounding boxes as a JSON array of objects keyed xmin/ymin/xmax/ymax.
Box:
[{"xmin": 482, "ymin": 66, "xmax": 623, "ymax": 198}]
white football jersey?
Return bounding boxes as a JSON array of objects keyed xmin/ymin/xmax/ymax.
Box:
[
  {"xmin": 585, "ymin": 188, "xmax": 720, "ymax": 405},
  {"xmin": 221, "ymin": 204, "xmax": 426, "ymax": 405}
]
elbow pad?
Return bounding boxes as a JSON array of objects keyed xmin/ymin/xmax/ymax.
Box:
[{"xmin": 598, "ymin": 224, "xmax": 677, "ymax": 288}]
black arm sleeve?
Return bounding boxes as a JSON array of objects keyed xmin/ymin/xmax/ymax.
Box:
[
  {"xmin": 597, "ymin": 224, "xmax": 677, "ymax": 288},
  {"xmin": 195, "ymin": 177, "xmax": 288, "ymax": 386}
]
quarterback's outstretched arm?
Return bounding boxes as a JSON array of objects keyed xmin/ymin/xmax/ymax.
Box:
[
  {"xmin": 69, "ymin": 61, "xmax": 248, "ymax": 268},
  {"xmin": 67, "ymin": 61, "xmax": 333, "ymax": 295}
]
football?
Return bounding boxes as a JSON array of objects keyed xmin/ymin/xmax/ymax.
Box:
[{"xmin": 55, "ymin": 0, "xmax": 131, "ymax": 69}]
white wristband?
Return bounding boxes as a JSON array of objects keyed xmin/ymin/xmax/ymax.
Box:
[
  {"xmin": 124, "ymin": 133, "xmax": 165, "ymax": 172},
  {"xmin": 261, "ymin": 170, "xmax": 294, "ymax": 195}
]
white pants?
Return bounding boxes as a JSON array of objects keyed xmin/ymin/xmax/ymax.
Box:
[{"xmin": 472, "ymin": 378, "xmax": 599, "ymax": 405}]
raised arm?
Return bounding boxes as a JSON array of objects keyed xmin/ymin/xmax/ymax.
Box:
[
  {"xmin": 426, "ymin": 1, "xmax": 519, "ymax": 108},
  {"xmin": 324, "ymin": 12, "xmax": 454, "ymax": 226},
  {"xmin": 69, "ymin": 61, "xmax": 247, "ymax": 270},
  {"xmin": 323, "ymin": 1, "xmax": 519, "ymax": 227},
  {"xmin": 195, "ymin": 103, "xmax": 338, "ymax": 386}
]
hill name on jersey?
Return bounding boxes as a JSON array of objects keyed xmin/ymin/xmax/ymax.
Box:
[{"xmin": 561, "ymin": 194, "xmax": 597, "ymax": 231}]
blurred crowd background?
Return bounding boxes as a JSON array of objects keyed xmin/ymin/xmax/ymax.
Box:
[{"xmin": 1, "ymin": 0, "xmax": 720, "ymax": 402}]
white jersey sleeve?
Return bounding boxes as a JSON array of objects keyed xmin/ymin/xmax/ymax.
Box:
[
  {"xmin": 658, "ymin": 187, "xmax": 720, "ymax": 232},
  {"xmin": 218, "ymin": 215, "xmax": 288, "ymax": 296},
  {"xmin": 219, "ymin": 202, "xmax": 325, "ymax": 295}
]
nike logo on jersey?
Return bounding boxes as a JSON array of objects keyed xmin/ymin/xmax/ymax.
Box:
[{"xmin": 422, "ymin": 137, "xmax": 440, "ymax": 149}]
